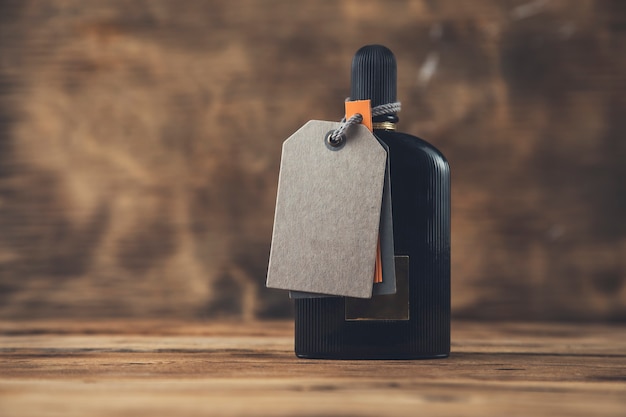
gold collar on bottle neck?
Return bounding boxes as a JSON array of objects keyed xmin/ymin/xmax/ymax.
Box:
[{"xmin": 372, "ymin": 121, "xmax": 396, "ymax": 131}]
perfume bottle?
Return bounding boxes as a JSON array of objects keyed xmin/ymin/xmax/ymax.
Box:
[{"xmin": 294, "ymin": 45, "xmax": 450, "ymax": 359}]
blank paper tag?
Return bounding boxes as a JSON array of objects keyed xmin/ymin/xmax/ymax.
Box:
[{"xmin": 266, "ymin": 120, "xmax": 387, "ymax": 299}]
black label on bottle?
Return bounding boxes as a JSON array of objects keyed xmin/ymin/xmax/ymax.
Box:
[{"xmin": 345, "ymin": 255, "xmax": 409, "ymax": 321}]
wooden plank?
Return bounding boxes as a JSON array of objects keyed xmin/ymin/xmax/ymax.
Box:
[{"xmin": 0, "ymin": 320, "xmax": 625, "ymax": 416}]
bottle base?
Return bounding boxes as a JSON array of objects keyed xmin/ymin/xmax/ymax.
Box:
[{"xmin": 295, "ymin": 351, "xmax": 450, "ymax": 360}]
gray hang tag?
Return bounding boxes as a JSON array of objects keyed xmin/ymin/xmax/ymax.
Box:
[
  {"xmin": 372, "ymin": 138, "xmax": 396, "ymax": 296},
  {"xmin": 290, "ymin": 139, "xmax": 395, "ymax": 299},
  {"xmin": 266, "ymin": 120, "xmax": 387, "ymax": 299}
]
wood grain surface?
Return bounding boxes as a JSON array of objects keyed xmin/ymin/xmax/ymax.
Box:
[{"xmin": 1, "ymin": 319, "xmax": 625, "ymax": 416}]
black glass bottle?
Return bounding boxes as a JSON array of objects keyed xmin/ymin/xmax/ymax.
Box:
[{"xmin": 294, "ymin": 45, "xmax": 450, "ymax": 359}]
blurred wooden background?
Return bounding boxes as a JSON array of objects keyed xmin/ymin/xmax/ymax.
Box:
[{"xmin": 0, "ymin": 0, "xmax": 624, "ymax": 322}]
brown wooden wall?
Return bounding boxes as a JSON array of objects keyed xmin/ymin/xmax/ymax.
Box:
[{"xmin": 0, "ymin": 0, "xmax": 624, "ymax": 321}]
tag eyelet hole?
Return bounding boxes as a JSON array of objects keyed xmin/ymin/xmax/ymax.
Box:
[{"xmin": 324, "ymin": 131, "xmax": 346, "ymax": 151}]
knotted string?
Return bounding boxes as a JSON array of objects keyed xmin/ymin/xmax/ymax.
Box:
[{"xmin": 328, "ymin": 102, "xmax": 401, "ymax": 144}]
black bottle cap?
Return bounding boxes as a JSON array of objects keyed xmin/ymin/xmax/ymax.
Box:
[{"xmin": 350, "ymin": 45, "xmax": 397, "ymax": 109}]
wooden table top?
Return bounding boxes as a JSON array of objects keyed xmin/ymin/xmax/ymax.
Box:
[{"xmin": 1, "ymin": 319, "xmax": 625, "ymax": 416}]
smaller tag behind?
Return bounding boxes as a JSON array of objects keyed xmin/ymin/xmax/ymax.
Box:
[
  {"xmin": 372, "ymin": 138, "xmax": 396, "ymax": 296},
  {"xmin": 345, "ymin": 100, "xmax": 395, "ymax": 296}
]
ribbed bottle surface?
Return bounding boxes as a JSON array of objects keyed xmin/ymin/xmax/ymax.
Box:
[
  {"xmin": 294, "ymin": 45, "xmax": 449, "ymax": 359},
  {"xmin": 295, "ymin": 298, "xmax": 344, "ymax": 357},
  {"xmin": 295, "ymin": 132, "xmax": 450, "ymax": 359},
  {"xmin": 350, "ymin": 45, "xmax": 397, "ymax": 109}
]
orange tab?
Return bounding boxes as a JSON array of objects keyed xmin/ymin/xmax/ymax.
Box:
[
  {"xmin": 345, "ymin": 100, "xmax": 373, "ymax": 132},
  {"xmin": 374, "ymin": 237, "xmax": 383, "ymax": 284}
]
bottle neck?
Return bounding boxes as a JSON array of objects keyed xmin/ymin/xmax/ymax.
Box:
[{"xmin": 372, "ymin": 113, "xmax": 398, "ymax": 131}]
